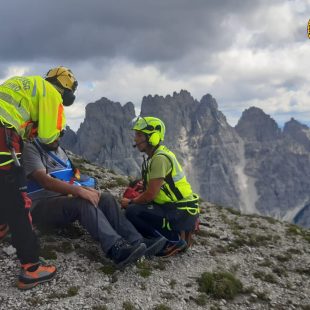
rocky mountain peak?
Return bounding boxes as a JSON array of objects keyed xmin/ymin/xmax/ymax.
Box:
[
  {"xmin": 200, "ymin": 93, "xmax": 218, "ymax": 110},
  {"xmin": 61, "ymin": 126, "xmax": 77, "ymax": 152},
  {"xmin": 283, "ymin": 118, "xmax": 310, "ymax": 151},
  {"xmin": 235, "ymin": 107, "xmax": 281, "ymax": 142}
]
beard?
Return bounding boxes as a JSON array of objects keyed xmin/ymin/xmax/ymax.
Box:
[{"xmin": 42, "ymin": 140, "xmax": 60, "ymax": 151}]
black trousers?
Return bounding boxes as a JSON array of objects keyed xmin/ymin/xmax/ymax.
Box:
[
  {"xmin": 0, "ymin": 169, "xmax": 39, "ymax": 264},
  {"xmin": 31, "ymin": 192, "xmax": 142, "ymax": 253},
  {"xmin": 125, "ymin": 203, "xmax": 181, "ymax": 240}
]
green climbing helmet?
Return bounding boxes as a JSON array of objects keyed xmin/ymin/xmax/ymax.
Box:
[{"xmin": 132, "ymin": 116, "xmax": 165, "ymax": 145}]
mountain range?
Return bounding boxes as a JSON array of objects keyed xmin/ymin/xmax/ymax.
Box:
[{"xmin": 61, "ymin": 90, "xmax": 310, "ymax": 227}]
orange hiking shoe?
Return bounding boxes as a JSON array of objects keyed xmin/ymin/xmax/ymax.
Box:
[
  {"xmin": 0, "ymin": 224, "xmax": 9, "ymax": 242},
  {"xmin": 17, "ymin": 261, "xmax": 57, "ymax": 290},
  {"xmin": 156, "ymin": 239, "xmax": 187, "ymax": 258}
]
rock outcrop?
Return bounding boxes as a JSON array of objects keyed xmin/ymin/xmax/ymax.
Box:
[{"xmin": 235, "ymin": 108, "xmax": 310, "ymax": 226}]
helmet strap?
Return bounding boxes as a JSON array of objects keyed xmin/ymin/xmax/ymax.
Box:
[{"xmin": 62, "ymin": 89, "xmax": 76, "ymax": 106}]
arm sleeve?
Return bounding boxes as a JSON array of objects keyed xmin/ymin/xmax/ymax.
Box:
[
  {"xmin": 149, "ymin": 155, "xmax": 172, "ymax": 179},
  {"xmin": 22, "ymin": 143, "xmax": 45, "ymax": 177},
  {"xmin": 37, "ymin": 79, "xmax": 66, "ymax": 144}
]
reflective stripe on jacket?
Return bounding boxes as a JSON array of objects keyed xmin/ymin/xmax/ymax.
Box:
[
  {"xmin": 0, "ymin": 76, "xmax": 65, "ymax": 144},
  {"xmin": 146, "ymin": 145, "xmax": 193, "ymax": 204}
]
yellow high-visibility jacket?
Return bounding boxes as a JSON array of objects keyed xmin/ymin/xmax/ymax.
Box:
[
  {"xmin": 146, "ymin": 145, "xmax": 193, "ymax": 204},
  {"xmin": 0, "ymin": 76, "xmax": 65, "ymax": 144}
]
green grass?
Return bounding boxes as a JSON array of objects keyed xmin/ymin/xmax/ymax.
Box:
[
  {"xmin": 136, "ymin": 260, "xmax": 152, "ymax": 278},
  {"xmin": 123, "ymin": 301, "xmax": 136, "ymax": 310},
  {"xmin": 295, "ymin": 267, "xmax": 310, "ymax": 276},
  {"xmin": 287, "ymin": 224, "xmax": 310, "ymax": 243},
  {"xmin": 253, "ymin": 271, "xmax": 277, "ymax": 283},
  {"xmin": 169, "ymin": 279, "xmax": 177, "ymax": 289},
  {"xmin": 274, "ymin": 253, "xmax": 292, "ymax": 263},
  {"xmin": 225, "ymin": 207, "xmax": 241, "ymax": 216},
  {"xmin": 197, "ymin": 271, "xmax": 243, "ymax": 300},
  {"xmin": 92, "ymin": 306, "xmax": 108, "ymax": 310},
  {"xmin": 39, "ymin": 245, "xmax": 57, "ymax": 260},
  {"xmin": 48, "ymin": 286, "xmax": 80, "ymax": 299},
  {"xmin": 154, "ymin": 305, "xmax": 172, "ymax": 310},
  {"xmin": 99, "ymin": 264, "xmax": 117, "ymax": 275},
  {"xmin": 193, "ymin": 293, "xmax": 207, "ymax": 306}
]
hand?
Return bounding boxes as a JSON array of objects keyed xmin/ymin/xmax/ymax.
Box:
[
  {"xmin": 75, "ymin": 187, "xmax": 100, "ymax": 207},
  {"xmin": 120, "ymin": 197, "xmax": 131, "ymax": 209}
]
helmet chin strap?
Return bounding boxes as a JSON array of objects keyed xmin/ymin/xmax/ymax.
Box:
[
  {"xmin": 48, "ymin": 81, "xmax": 76, "ymax": 107},
  {"xmin": 62, "ymin": 89, "xmax": 76, "ymax": 106}
]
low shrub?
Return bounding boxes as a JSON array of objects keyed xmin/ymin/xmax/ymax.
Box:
[{"xmin": 197, "ymin": 271, "xmax": 243, "ymax": 299}]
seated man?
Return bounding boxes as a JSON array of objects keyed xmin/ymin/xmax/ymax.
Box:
[
  {"xmin": 22, "ymin": 137, "xmax": 166, "ymax": 267},
  {"xmin": 121, "ymin": 116, "xmax": 200, "ymax": 256}
]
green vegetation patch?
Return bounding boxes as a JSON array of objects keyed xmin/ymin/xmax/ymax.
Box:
[
  {"xmin": 123, "ymin": 301, "xmax": 136, "ymax": 310},
  {"xmin": 253, "ymin": 271, "xmax": 277, "ymax": 283},
  {"xmin": 39, "ymin": 245, "xmax": 58, "ymax": 260},
  {"xmin": 197, "ymin": 271, "xmax": 243, "ymax": 300},
  {"xmin": 154, "ymin": 305, "xmax": 172, "ymax": 310},
  {"xmin": 92, "ymin": 306, "xmax": 108, "ymax": 310},
  {"xmin": 287, "ymin": 224, "xmax": 310, "ymax": 243},
  {"xmin": 169, "ymin": 279, "xmax": 177, "ymax": 289},
  {"xmin": 295, "ymin": 267, "xmax": 310, "ymax": 276},
  {"xmin": 228, "ymin": 233, "xmax": 278, "ymax": 250},
  {"xmin": 273, "ymin": 253, "xmax": 292, "ymax": 263},
  {"xmin": 48, "ymin": 286, "xmax": 80, "ymax": 299},
  {"xmin": 225, "ymin": 207, "xmax": 241, "ymax": 216},
  {"xmin": 136, "ymin": 260, "xmax": 152, "ymax": 278},
  {"xmin": 193, "ymin": 293, "xmax": 208, "ymax": 306},
  {"xmin": 99, "ymin": 263, "xmax": 117, "ymax": 275}
]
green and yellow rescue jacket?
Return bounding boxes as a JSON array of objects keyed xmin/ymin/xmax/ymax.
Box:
[
  {"xmin": 0, "ymin": 76, "xmax": 65, "ymax": 144},
  {"xmin": 145, "ymin": 145, "xmax": 199, "ymax": 215}
]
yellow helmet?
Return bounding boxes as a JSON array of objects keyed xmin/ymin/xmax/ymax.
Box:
[
  {"xmin": 132, "ymin": 116, "xmax": 165, "ymax": 146},
  {"xmin": 45, "ymin": 66, "xmax": 78, "ymax": 93}
]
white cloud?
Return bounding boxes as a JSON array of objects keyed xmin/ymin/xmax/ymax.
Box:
[{"xmin": 1, "ymin": 1, "xmax": 310, "ymax": 131}]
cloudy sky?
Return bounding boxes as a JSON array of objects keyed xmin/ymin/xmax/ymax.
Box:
[{"xmin": 0, "ymin": 0, "xmax": 309, "ymax": 130}]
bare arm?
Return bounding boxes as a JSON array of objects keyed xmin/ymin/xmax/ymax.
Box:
[
  {"xmin": 120, "ymin": 178, "xmax": 163, "ymax": 208},
  {"xmin": 30, "ymin": 169, "xmax": 100, "ymax": 207}
]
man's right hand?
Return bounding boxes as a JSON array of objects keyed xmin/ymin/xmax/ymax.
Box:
[
  {"xmin": 74, "ymin": 186, "xmax": 100, "ymax": 207},
  {"xmin": 30, "ymin": 170, "xmax": 101, "ymax": 207}
]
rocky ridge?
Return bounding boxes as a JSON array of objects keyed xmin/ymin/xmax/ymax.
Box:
[{"xmin": 0, "ymin": 156, "xmax": 309, "ymax": 310}]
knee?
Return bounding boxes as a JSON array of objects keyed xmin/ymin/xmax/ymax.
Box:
[
  {"xmin": 65, "ymin": 198, "xmax": 87, "ymax": 218},
  {"xmin": 125, "ymin": 205, "xmax": 138, "ymax": 221},
  {"xmin": 100, "ymin": 192, "xmax": 116, "ymax": 205}
]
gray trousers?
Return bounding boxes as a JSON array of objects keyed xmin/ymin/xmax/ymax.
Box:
[{"xmin": 31, "ymin": 192, "xmax": 143, "ymax": 253}]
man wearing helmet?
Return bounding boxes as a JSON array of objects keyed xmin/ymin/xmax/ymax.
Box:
[
  {"xmin": 21, "ymin": 133, "xmax": 167, "ymax": 268},
  {"xmin": 121, "ymin": 116, "xmax": 199, "ymax": 256},
  {"xmin": 0, "ymin": 66, "xmax": 77, "ymax": 289}
]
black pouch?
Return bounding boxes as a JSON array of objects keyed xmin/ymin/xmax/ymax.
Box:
[{"xmin": 12, "ymin": 165, "xmax": 27, "ymax": 192}]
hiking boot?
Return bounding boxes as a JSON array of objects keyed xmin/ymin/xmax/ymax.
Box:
[
  {"xmin": 143, "ymin": 236, "xmax": 167, "ymax": 257},
  {"xmin": 17, "ymin": 261, "xmax": 57, "ymax": 290},
  {"xmin": 156, "ymin": 239, "xmax": 187, "ymax": 258},
  {"xmin": 108, "ymin": 239, "xmax": 146, "ymax": 267},
  {"xmin": 0, "ymin": 224, "xmax": 9, "ymax": 242}
]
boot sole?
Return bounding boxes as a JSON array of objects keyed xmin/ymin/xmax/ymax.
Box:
[
  {"xmin": 0, "ymin": 225, "xmax": 9, "ymax": 242},
  {"xmin": 17, "ymin": 271, "xmax": 56, "ymax": 290},
  {"xmin": 117, "ymin": 243, "xmax": 146, "ymax": 267},
  {"xmin": 144, "ymin": 237, "xmax": 167, "ymax": 257},
  {"xmin": 157, "ymin": 240, "xmax": 188, "ymax": 258}
]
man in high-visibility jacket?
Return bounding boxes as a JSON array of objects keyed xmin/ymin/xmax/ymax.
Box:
[
  {"xmin": 121, "ymin": 116, "xmax": 199, "ymax": 257},
  {"xmin": 0, "ymin": 66, "xmax": 77, "ymax": 290}
]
